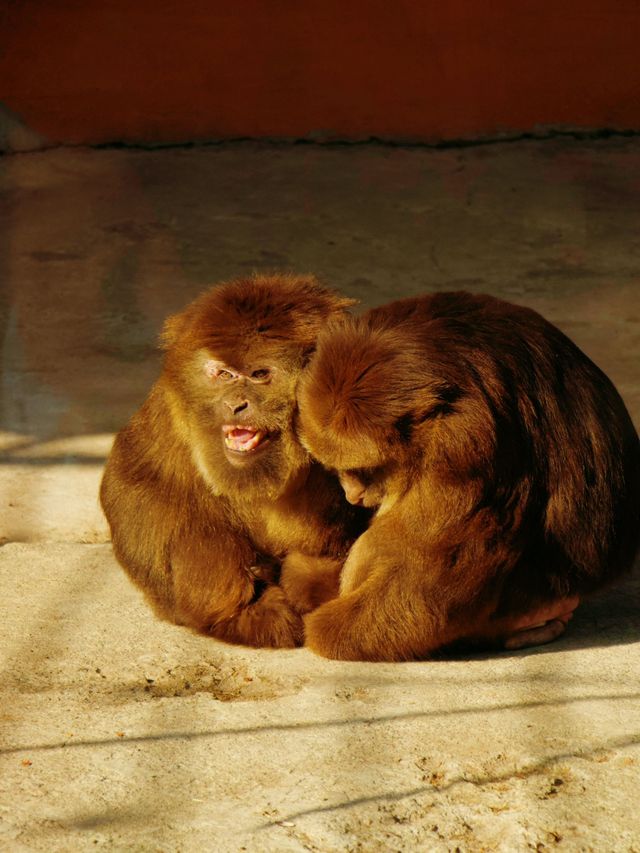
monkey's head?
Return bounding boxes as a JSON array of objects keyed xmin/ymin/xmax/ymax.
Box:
[
  {"xmin": 297, "ymin": 317, "xmax": 460, "ymax": 509},
  {"xmin": 160, "ymin": 273, "xmax": 354, "ymax": 498}
]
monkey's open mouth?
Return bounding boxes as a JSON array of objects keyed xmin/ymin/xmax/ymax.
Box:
[{"xmin": 222, "ymin": 425, "xmax": 270, "ymax": 454}]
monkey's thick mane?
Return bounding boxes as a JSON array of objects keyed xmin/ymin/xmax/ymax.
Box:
[
  {"xmin": 303, "ymin": 321, "xmax": 427, "ymax": 437},
  {"xmin": 161, "ymin": 273, "xmax": 355, "ymax": 358}
]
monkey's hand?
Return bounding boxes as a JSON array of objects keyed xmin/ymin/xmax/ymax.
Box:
[
  {"xmin": 214, "ymin": 585, "xmax": 304, "ymax": 648},
  {"xmin": 246, "ymin": 558, "xmax": 279, "ymax": 585},
  {"xmin": 281, "ymin": 553, "xmax": 343, "ymax": 613}
]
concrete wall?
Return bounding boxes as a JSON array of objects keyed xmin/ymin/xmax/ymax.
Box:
[{"xmin": 1, "ymin": 0, "xmax": 639, "ymax": 151}]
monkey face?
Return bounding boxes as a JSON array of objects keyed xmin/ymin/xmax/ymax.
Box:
[
  {"xmin": 171, "ymin": 342, "xmax": 307, "ymax": 496},
  {"xmin": 158, "ymin": 274, "xmax": 355, "ymax": 498},
  {"xmin": 338, "ymin": 467, "xmax": 388, "ymax": 508},
  {"xmin": 164, "ymin": 341, "xmax": 309, "ymax": 501},
  {"xmin": 296, "ymin": 316, "xmax": 433, "ymax": 511},
  {"xmin": 202, "ymin": 356, "xmax": 296, "ymax": 468}
]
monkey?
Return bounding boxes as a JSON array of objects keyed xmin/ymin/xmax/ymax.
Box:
[
  {"xmin": 282, "ymin": 291, "xmax": 640, "ymax": 661},
  {"xmin": 100, "ymin": 273, "xmax": 368, "ymax": 649}
]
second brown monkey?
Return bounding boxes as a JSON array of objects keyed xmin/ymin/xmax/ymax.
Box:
[{"xmin": 283, "ymin": 291, "xmax": 640, "ymax": 661}]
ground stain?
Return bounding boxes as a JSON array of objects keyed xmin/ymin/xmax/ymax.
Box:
[{"xmin": 134, "ymin": 661, "xmax": 307, "ymax": 702}]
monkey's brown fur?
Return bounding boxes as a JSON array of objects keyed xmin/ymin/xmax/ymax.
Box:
[
  {"xmin": 100, "ymin": 274, "xmax": 366, "ymax": 648},
  {"xmin": 287, "ymin": 291, "xmax": 640, "ymax": 661}
]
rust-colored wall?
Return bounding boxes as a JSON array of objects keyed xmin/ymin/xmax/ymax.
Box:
[{"xmin": 1, "ymin": 0, "xmax": 639, "ymax": 150}]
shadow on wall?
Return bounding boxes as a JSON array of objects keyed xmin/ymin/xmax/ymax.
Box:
[{"xmin": 0, "ymin": 152, "xmax": 199, "ymax": 442}]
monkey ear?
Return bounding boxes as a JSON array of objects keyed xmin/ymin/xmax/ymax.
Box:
[
  {"xmin": 159, "ymin": 309, "xmax": 193, "ymax": 350},
  {"xmin": 159, "ymin": 315, "xmax": 178, "ymax": 349},
  {"xmin": 322, "ymin": 293, "xmax": 358, "ymax": 315},
  {"xmin": 298, "ymin": 289, "xmax": 357, "ymax": 330},
  {"xmin": 290, "ymin": 274, "xmax": 357, "ymax": 314},
  {"xmin": 301, "ymin": 343, "xmax": 316, "ymax": 365},
  {"xmin": 393, "ymin": 412, "xmax": 416, "ymax": 443},
  {"xmin": 408, "ymin": 385, "xmax": 463, "ymax": 430},
  {"xmin": 287, "ymin": 282, "xmax": 357, "ymax": 354}
]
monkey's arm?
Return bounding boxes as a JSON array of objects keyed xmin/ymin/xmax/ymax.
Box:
[
  {"xmin": 101, "ymin": 453, "xmax": 302, "ymax": 649},
  {"xmin": 304, "ymin": 554, "xmax": 582, "ymax": 661},
  {"xmin": 169, "ymin": 530, "xmax": 302, "ymax": 647},
  {"xmin": 302, "ymin": 506, "xmax": 579, "ymax": 661}
]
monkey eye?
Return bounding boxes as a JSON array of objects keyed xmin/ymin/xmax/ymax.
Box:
[
  {"xmin": 346, "ymin": 467, "xmax": 378, "ymax": 486},
  {"xmin": 216, "ymin": 369, "xmax": 235, "ymax": 380},
  {"xmin": 203, "ymin": 359, "xmax": 239, "ymax": 381},
  {"xmin": 249, "ymin": 368, "xmax": 272, "ymax": 383}
]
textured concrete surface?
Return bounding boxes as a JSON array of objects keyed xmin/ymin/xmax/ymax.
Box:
[{"xmin": 1, "ymin": 140, "xmax": 639, "ymax": 851}]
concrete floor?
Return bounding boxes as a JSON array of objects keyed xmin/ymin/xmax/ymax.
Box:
[{"xmin": 0, "ymin": 140, "xmax": 639, "ymax": 851}]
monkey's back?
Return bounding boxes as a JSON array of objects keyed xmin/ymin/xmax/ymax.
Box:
[{"xmin": 363, "ymin": 291, "xmax": 640, "ymax": 589}]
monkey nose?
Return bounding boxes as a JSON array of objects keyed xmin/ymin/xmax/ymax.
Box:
[
  {"xmin": 226, "ymin": 399, "xmax": 249, "ymax": 415},
  {"xmin": 345, "ymin": 489, "xmax": 365, "ymax": 506}
]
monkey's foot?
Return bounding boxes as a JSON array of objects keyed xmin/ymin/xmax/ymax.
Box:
[{"xmin": 502, "ymin": 596, "xmax": 580, "ymax": 650}]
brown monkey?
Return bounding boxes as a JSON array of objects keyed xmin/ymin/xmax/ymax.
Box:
[
  {"xmin": 284, "ymin": 291, "xmax": 640, "ymax": 661},
  {"xmin": 100, "ymin": 274, "xmax": 367, "ymax": 648}
]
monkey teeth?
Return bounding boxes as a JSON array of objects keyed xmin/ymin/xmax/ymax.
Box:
[{"xmin": 222, "ymin": 425, "xmax": 267, "ymax": 453}]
